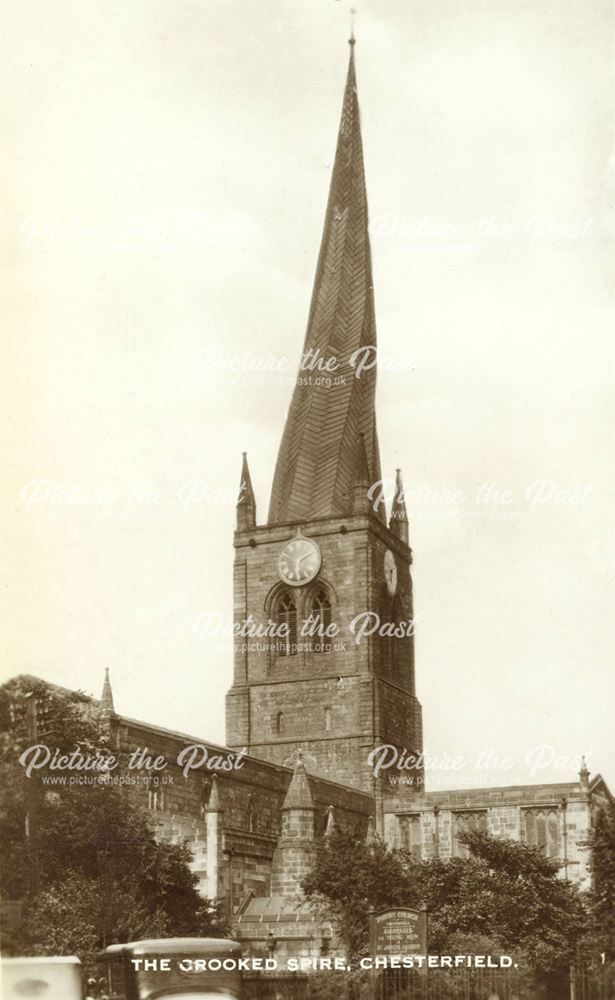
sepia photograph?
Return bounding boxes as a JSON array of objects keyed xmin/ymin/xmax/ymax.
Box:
[{"xmin": 2, "ymin": 1, "xmax": 614, "ymax": 999}]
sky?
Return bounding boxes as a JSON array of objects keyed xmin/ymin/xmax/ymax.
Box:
[{"xmin": 3, "ymin": 0, "xmax": 614, "ymax": 792}]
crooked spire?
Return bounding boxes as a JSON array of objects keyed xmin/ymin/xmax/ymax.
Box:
[
  {"xmin": 268, "ymin": 43, "xmax": 382, "ymax": 524},
  {"xmin": 236, "ymin": 452, "xmax": 256, "ymax": 530}
]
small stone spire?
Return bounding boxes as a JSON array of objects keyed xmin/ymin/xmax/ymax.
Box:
[
  {"xmin": 206, "ymin": 774, "xmax": 222, "ymax": 813},
  {"xmin": 271, "ymin": 750, "xmax": 317, "ymax": 897},
  {"xmin": 324, "ymin": 804, "xmax": 336, "ymax": 839},
  {"xmin": 100, "ymin": 668, "xmax": 114, "ymax": 714},
  {"xmin": 236, "ymin": 452, "xmax": 256, "ymax": 530},
  {"xmin": 389, "ymin": 469, "xmax": 409, "ymax": 544},
  {"xmin": 282, "ymin": 750, "xmax": 315, "ymax": 811}
]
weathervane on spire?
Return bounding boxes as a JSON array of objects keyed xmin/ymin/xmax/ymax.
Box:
[{"xmin": 349, "ymin": 7, "xmax": 356, "ymax": 46}]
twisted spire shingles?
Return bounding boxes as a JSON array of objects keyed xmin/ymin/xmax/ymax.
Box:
[{"xmin": 268, "ymin": 47, "xmax": 383, "ymax": 524}]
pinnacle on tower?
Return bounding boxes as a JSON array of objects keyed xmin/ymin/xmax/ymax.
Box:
[
  {"xmin": 100, "ymin": 668, "xmax": 114, "ymax": 714},
  {"xmin": 389, "ymin": 469, "xmax": 409, "ymax": 544},
  {"xmin": 268, "ymin": 42, "xmax": 382, "ymax": 523},
  {"xmin": 352, "ymin": 432, "xmax": 371, "ymax": 514},
  {"xmin": 236, "ymin": 452, "xmax": 256, "ymax": 530}
]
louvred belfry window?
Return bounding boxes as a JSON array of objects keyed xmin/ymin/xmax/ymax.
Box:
[
  {"xmin": 276, "ymin": 591, "xmax": 297, "ymax": 657},
  {"xmin": 310, "ymin": 587, "xmax": 332, "ymax": 652}
]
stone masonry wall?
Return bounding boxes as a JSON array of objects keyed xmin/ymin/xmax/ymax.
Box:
[
  {"xmin": 386, "ymin": 781, "xmax": 595, "ymax": 886},
  {"xmin": 227, "ymin": 512, "xmax": 422, "ymax": 795}
]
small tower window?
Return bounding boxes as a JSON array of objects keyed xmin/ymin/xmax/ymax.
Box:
[
  {"xmin": 276, "ymin": 591, "xmax": 297, "ymax": 656},
  {"xmin": 148, "ymin": 789, "xmax": 165, "ymax": 812},
  {"xmin": 324, "ymin": 707, "xmax": 332, "ymax": 731},
  {"xmin": 276, "ymin": 711, "xmax": 284, "ymax": 735},
  {"xmin": 310, "ymin": 587, "xmax": 333, "ymax": 652}
]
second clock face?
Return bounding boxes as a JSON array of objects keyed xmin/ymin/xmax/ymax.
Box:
[
  {"xmin": 278, "ymin": 536, "xmax": 321, "ymax": 587},
  {"xmin": 384, "ymin": 549, "xmax": 398, "ymax": 596}
]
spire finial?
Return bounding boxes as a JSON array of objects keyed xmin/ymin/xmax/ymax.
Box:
[{"xmin": 349, "ymin": 8, "xmax": 356, "ymax": 47}]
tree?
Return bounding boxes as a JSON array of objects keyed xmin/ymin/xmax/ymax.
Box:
[
  {"xmin": 588, "ymin": 800, "xmax": 615, "ymax": 955},
  {"xmin": 302, "ymin": 824, "xmax": 413, "ymax": 956},
  {"xmin": 584, "ymin": 799, "xmax": 615, "ymax": 996},
  {"xmin": 0, "ymin": 676, "xmax": 225, "ymax": 969},
  {"xmin": 303, "ymin": 824, "xmax": 588, "ymax": 994}
]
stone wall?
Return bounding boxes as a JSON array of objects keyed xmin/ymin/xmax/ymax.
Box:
[
  {"xmin": 107, "ymin": 710, "xmax": 373, "ymax": 911},
  {"xmin": 227, "ymin": 512, "xmax": 422, "ymax": 795},
  {"xmin": 385, "ymin": 780, "xmax": 595, "ymax": 886}
]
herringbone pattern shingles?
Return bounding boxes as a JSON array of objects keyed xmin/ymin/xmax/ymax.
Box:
[{"xmin": 268, "ymin": 51, "xmax": 384, "ymax": 525}]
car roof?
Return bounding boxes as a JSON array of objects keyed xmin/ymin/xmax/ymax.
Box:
[
  {"xmin": 1, "ymin": 957, "xmax": 81, "ymax": 965},
  {"xmin": 103, "ymin": 938, "xmax": 241, "ymax": 958}
]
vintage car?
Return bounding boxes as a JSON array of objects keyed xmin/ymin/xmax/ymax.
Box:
[
  {"xmin": 98, "ymin": 938, "xmax": 243, "ymax": 1000},
  {"xmin": 1, "ymin": 955, "xmax": 83, "ymax": 1000}
]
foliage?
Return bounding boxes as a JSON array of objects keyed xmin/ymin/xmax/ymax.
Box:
[
  {"xmin": 302, "ymin": 824, "xmax": 588, "ymax": 985},
  {"xmin": 302, "ymin": 825, "xmax": 412, "ymax": 956},
  {"xmin": 0, "ymin": 676, "xmax": 225, "ymax": 969},
  {"xmin": 587, "ymin": 799, "xmax": 615, "ymax": 956}
]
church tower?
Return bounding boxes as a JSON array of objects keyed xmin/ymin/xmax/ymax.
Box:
[{"xmin": 226, "ymin": 41, "xmax": 422, "ymax": 801}]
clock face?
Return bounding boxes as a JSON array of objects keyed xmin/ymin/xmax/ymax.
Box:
[
  {"xmin": 384, "ymin": 549, "xmax": 398, "ymax": 596},
  {"xmin": 278, "ymin": 536, "xmax": 321, "ymax": 587}
]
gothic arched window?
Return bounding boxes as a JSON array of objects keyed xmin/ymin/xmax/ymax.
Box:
[
  {"xmin": 453, "ymin": 810, "xmax": 487, "ymax": 858},
  {"xmin": 310, "ymin": 587, "xmax": 333, "ymax": 652},
  {"xmin": 400, "ymin": 815, "xmax": 422, "ymax": 858},
  {"xmin": 276, "ymin": 591, "xmax": 297, "ymax": 657},
  {"xmin": 523, "ymin": 808, "xmax": 560, "ymax": 858}
]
